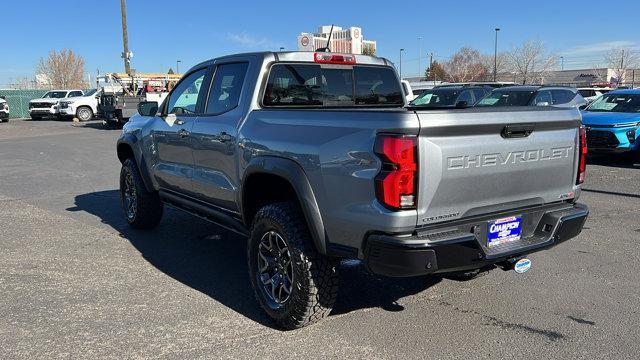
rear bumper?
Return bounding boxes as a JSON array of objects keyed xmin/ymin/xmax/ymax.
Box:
[{"xmin": 364, "ymin": 202, "xmax": 589, "ymax": 277}]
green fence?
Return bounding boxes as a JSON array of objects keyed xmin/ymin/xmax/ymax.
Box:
[{"xmin": 0, "ymin": 89, "xmax": 49, "ymax": 119}]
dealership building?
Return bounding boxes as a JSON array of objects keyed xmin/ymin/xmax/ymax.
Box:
[
  {"xmin": 497, "ymin": 68, "xmax": 639, "ymax": 87},
  {"xmin": 297, "ymin": 25, "xmax": 376, "ymax": 55}
]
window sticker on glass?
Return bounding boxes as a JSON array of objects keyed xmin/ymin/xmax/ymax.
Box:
[{"xmin": 478, "ymin": 97, "xmax": 499, "ymax": 105}]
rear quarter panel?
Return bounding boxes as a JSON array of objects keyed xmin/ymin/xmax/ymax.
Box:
[{"xmin": 238, "ymin": 108, "xmax": 420, "ymax": 254}]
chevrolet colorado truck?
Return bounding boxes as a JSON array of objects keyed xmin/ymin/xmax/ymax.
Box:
[{"xmin": 116, "ymin": 51, "xmax": 589, "ymax": 329}]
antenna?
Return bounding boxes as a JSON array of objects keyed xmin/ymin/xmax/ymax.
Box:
[{"xmin": 315, "ymin": 24, "xmax": 334, "ymax": 52}]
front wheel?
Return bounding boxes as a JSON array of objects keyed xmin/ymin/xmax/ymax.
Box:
[
  {"xmin": 248, "ymin": 202, "xmax": 339, "ymax": 329},
  {"xmin": 119, "ymin": 158, "xmax": 163, "ymax": 229},
  {"xmin": 76, "ymin": 106, "xmax": 93, "ymax": 122}
]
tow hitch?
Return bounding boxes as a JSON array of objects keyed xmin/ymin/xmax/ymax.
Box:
[{"xmin": 498, "ymin": 258, "xmax": 532, "ymax": 273}]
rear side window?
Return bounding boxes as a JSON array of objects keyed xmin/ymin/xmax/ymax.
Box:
[
  {"xmin": 579, "ymin": 90, "xmax": 595, "ymax": 97},
  {"xmin": 206, "ymin": 62, "xmax": 249, "ymax": 114},
  {"xmin": 472, "ymin": 88, "xmax": 488, "ymax": 103},
  {"xmin": 263, "ymin": 64, "xmax": 403, "ymax": 107},
  {"xmin": 551, "ymin": 90, "xmax": 576, "ymax": 104}
]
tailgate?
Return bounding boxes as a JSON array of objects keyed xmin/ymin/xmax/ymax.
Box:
[{"xmin": 415, "ymin": 107, "xmax": 581, "ymax": 226}]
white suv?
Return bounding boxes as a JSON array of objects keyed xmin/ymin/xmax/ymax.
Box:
[
  {"xmin": 0, "ymin": 96, "xmax": 8, "ymax": 122},
  {"xmin": 28, "ymin": 89, "xmax": 84, "ymax": 120},
  {"xmin": 59, "ymin": 89, "xmax": 100, "ymax": 121}
]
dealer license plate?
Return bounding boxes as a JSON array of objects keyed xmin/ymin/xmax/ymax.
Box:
[{"xmin": 487, "ymin": 216, "xmax": 522, "ymax": 247}]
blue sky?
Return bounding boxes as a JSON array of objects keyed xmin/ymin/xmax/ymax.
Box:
[{"xmin": 2, "ymin": 0, "xmax": 639, "ymax": 85}]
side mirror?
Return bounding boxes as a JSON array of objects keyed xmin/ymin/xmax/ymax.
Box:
[
  {"xmin": 455, "ymin": 100, "xmax": 469, "ymax": 108},
  {"xmin": 137, "ymin": 101, "xmax": 158, "ymax": 117},
  {"xmin": 536, "ymin": 101, "xmax": 550, "ymax": 107}
]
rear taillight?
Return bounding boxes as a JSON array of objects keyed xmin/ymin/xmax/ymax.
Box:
[
  {"xmin": 374, "ymin": 134, "xmax": 417, "ymax": 209},
  {"xmin": 577, "ymin": 126, "xmax": 587, "ymax": 184},
  {"xmin": 314, "ymin": 53, "xmax": 357, "ymax": 65}
]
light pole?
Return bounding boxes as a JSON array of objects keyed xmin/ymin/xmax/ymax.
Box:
[
  {"xmin": 176, "ymin": 60, "xmax": 181, "ymax": 74},
  {"xmin": 418, "ymin": 36, "xmax": 422, "ymax": 79},
  {"xmin": 560, "ymin": 56, "xmax": 564, "ymax": 71},
  {"xmin": 493, "ymin": 28, "xmax": 500, "ymax": 82},
  {"xmin": 399, "ymin": 48, "xmax": 405, "ymax": 79}
]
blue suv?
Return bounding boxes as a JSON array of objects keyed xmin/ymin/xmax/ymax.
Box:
[{"xmin": 581, "ymin": 89, "xmax": 640, "ymax": 162}]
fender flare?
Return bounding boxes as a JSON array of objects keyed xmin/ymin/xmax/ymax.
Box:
[
  {"xmin": 241, "ymin": 156, "xmax": 327, "ymax": 255},
  {"xmin": 116, "ymin": 133, "xmax": 154, "ymax": 192}
]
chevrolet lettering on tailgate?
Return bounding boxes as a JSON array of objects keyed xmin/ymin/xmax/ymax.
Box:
[{"xmin": 447, "ymin": 146, "xmax": 573, "ymax": 170}]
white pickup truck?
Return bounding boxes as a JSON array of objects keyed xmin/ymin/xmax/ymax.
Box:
[
  {"xmin": 0, "ymin": 96, "xmax": 8, "ymax": 122},
  {"xmin": 29, "ymin": 89, "xmax": 84, "ymax": 120},
  {"xmin": 59, "ymin": 89, "xmax": 100, "ymax": 121}
]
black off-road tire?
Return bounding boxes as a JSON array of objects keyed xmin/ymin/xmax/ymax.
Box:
[
  {"xmin": 248, "ymin": 202, "xmax": 339, "ymax": 330},
  {"xmin": 76, "ymin": 106, "xmax": 93, "ymax": 122},
  {"xmin": 119, "ymin": 158, "xmax": 163, "ymax": 229}
]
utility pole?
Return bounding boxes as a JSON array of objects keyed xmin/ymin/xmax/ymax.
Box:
[
  {"xmin": 399, "ymin": 48, "xmax": 405, "ymax": 79},
  {"xmin": 418, "ymin": 36, "xmax": 422, "ymax": 80},
  {"xmin": 493, "ymin": 28, "xmax": 500, "ymax": 82},
  {"xmin": 120, "ymin": 0, "xmax": 131, "ymax": 75}
]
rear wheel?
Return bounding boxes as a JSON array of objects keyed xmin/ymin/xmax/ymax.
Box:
[
  {"xmin": 76, "ymin": 106, "xmax": 93, "ymax": 122},
  {"xmin": 248, "ymin": 202, "xmax": 339, "ymax": 329},
  {"xmin": 119, "ymin": 158, "xmax": 163, "ymax": 229}
]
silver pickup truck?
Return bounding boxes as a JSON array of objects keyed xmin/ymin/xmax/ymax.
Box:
[{"xmin": 116, "ymin": 51, "xmax": 589, "ymax": 329}]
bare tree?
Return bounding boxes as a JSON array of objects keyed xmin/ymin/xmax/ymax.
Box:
[
  {"xmin": 444, "ymin": 47, "xmax": 486, "ymax": 82},
  {"xmin": 481, "ymin": 53, "xmax": 510, "ymax": 80},
  {"xmin": 605, "ymin": 48, "xmax": 639, "ymax": 85},
  {"xmin": 36, "ymin": 49, "xmax": 87, "ymax": 89},
  {"xmin": 507, "ymin": 40, "xmax": 557, "ymax": 84}
]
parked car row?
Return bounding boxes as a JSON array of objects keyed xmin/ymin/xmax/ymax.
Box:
[
  {"xmin": 409, "ymin": 83, "xmax": 588, "ymax": 109},
  {"xmin": 28, "ymin": 89, "xmax": 100, "ymax": 121}
]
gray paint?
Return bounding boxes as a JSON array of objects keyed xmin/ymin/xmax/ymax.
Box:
[{"xmin": 117, "ymin": 52, "xmax": 583, "ymax": 257}]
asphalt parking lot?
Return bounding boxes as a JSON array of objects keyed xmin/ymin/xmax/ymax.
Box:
[{"xmin": 0, "ymin": 118, "xmax": 639, "ymax": 359}]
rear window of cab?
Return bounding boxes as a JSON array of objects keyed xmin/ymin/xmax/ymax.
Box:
[{"xmin": 263, "ymin": 64, "xmax": 403, "ymax": 107}]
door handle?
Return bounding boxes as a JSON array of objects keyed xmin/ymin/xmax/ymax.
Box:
[
  {"xmin": 178, "ymin": 129, "xmax": 190, "ymax": 138},
  {"xmin": 219, "ymin": 132, "xmax": 232, "ymax": 142},
  {"xmin": 175, "ymin": 119, "xmax": 186, "ymax": 125},
  {"xmin": 502, "ymin": 124, "xmax": 534, "ymax": 138}
]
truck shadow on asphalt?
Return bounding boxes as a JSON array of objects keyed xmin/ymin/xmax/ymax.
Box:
[{"xmin": 70, "ymin": 190, "xmax": 440, "ymax": 329}]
